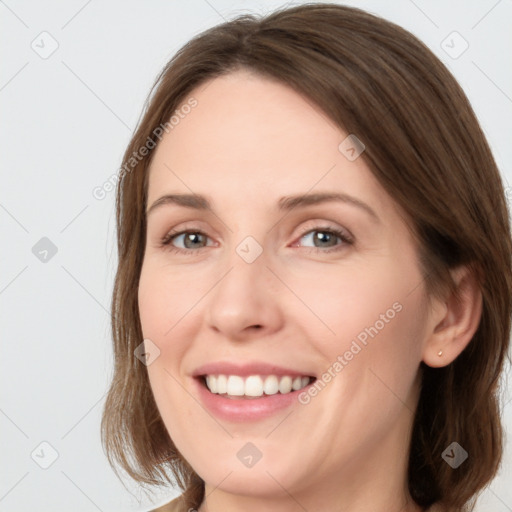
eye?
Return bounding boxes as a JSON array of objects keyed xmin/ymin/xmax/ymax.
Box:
[
  {"xmin": 158, "ymin": 225, "xmax": 353, "ymax": 255},
  {"xmin": 159, "ymin": 230, "xmax": 213, "ymax": 254},
  {"xmin": 294, "ymin": 226, "xmax": 353, "ymax": 253}
]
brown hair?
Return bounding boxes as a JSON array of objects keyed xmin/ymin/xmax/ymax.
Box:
[{"xmin": 100, "ymin": 3, "xmax": 512, "ymax": 511}]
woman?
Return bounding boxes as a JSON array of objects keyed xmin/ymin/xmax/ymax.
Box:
[{"xmin": 101, "ymin": 3, "xmax": 512, "ymax": 511}]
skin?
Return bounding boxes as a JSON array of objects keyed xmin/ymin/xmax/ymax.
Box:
[{"xmin": 138, "ymin": 69, "xmax": 481, "ymax": 512}]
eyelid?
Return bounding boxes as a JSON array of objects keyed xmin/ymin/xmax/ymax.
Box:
[
  {"xmin": 161, "ymin": 229, "xmax": 212, "ymax": 246},
  {"xmin": 159, "ymin": 220, "xmax": 214, "ymax": 242},
  {"xmin": 293, "ymin": 221, "xmax": 354, "ymax": 244}
]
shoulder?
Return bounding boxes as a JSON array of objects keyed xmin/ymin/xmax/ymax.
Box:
[{"xmin": 150, "ymin": 495, "xmax": 190, "ymax": 512}]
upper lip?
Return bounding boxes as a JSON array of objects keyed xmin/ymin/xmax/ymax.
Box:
[{"xmin": 192, "ymin": 361, "xmax": 316, "ymax": 378}]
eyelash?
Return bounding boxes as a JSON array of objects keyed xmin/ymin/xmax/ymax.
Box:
[{"xmin": 158, "ymin": 225, "xmax": 353, "ymax": 255}]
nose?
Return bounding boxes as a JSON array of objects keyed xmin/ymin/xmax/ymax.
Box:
[{"xmin": 204, "ymin": 249, "xmax": 285, "ymax": 341}]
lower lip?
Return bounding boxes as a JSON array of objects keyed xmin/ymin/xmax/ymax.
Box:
[{"xmin": 194, "ymin": 378, "xmax": 312, "ymax": 422}]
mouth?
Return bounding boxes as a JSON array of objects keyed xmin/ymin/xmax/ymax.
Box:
[
  {"xmin": 191, "ymin": 361, "xmax": 317, "ymax": 421},
  {"xmin": 199, "ymin": 374, "xmax": 316, "ymax": 399}
]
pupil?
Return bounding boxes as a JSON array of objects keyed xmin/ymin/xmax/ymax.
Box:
[
  {"xmin": 316, "ymin": 231, "xmax": 334, "ymax": 247},
  {"xmin": 185, "ymin": 233, "xmax": 203, "ymax": 248}
]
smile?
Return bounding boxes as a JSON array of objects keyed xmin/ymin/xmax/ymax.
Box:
[
  {"xmin": 204, "ymin": 374, "xmax": 313, "ymax": 398},
  {"xmin": 192, "ymin": 361, "xmax": 317, "ymax": 421}
]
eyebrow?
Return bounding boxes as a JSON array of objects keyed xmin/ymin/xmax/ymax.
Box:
[{"xmin": 146, "ymin": 191, "xmax": 379, "ymax": 222}]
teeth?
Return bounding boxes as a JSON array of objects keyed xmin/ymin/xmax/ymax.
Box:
[
  {"xmin": 226, "ymin": 375, "xmax": 244, "ymax": 396},
  {"xmin": 263, "ymin": 375, "xmax": 279, "ymax": 395},
  {"xmin": 204, "ymin": 374, "xmax": 312, "ymax": 397},
  {"xmin": 279, "ymin": 376, "xmax": 292, "ymax": 394},
  {"xmin": 206, "ymin": 375, "xmax": 217, "ymax": 393},
  {"xmin": 217, "ymin": 374, "xmax": 227, "ymax": 394},
  {"xmin": 292, "ymin": 376, "xmax": 302, "ymax": 390},
  {"xmin": 245, "ymin": 375, "xmax": 263, "ymax": 397}
]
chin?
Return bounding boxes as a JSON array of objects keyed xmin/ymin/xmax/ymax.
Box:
[{"xmin": 200, "ymin": 464, "xmax": 302, "ymax": 499}]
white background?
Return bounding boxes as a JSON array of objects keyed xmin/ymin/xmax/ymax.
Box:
[{"xmin": 1, "ymin": 1, "xmax": 511, "ymax": 510}]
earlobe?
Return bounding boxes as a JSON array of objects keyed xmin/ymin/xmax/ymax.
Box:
[{"xmin": 422, "ymin": 265, "xmax": 483, "ymax": 368}]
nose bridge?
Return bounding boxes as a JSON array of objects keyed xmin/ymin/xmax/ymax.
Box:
[
  {"xmin": 234, "ymin": 234, "xmax": 265, "ymax": 266},
  {"xmin": 215, "ymin": 237, "xmax": 269, "ymax": 309},
  {"xmin": 218, "ymin": 208, "xmax": 269, "ymax": 283},
  {"xmin": 205, "ymin": 235, "xmax": 283, "ymax": 337}
]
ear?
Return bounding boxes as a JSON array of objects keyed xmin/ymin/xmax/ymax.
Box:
[{"xmin": 422, "ymin": 265, "xmax": 483, "ymax": 368}]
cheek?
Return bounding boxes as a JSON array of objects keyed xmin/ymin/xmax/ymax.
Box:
[
  {"xmin": 327, "ymin": 280, "xmax": 426, "ymax": 432},
  {"xmin": 288, "ymin": 258, "xmax": 417, "ymax": 346},
  {"xmin": 138, "ymin": 262, "xmax": 207, "ymax": 340},
  {"xmin": 297, "ymin": 278, "xmax": 425, "ymax": 467},
  {"xmin": 299, "ymin": 256, "xmax": 426, "ymax": 403},
  {"xmin": 138, "ymin": 262, "xmax": 210, "ymax": 434},
  {"xmin": 137, "ymin": 265, "xmax": 194, "ymax": 412}
]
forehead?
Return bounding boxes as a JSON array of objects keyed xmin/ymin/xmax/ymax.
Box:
[{"xmin": 146, "ymin": 70, "xmax": 388, "ymax": 216}]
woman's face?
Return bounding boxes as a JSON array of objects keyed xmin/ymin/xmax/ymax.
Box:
[{"xmin": 138, "ymin": 70, "xmax": 431, "ymax": 506}]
